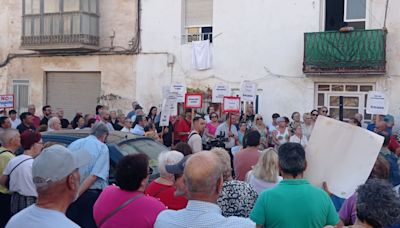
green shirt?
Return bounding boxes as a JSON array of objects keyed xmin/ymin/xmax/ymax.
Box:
[
  {"xmin": 250, "ymin": 179, "xmax": 339, "ymax": 228},
  {"xmin": 0, "ymin": 147, "xmax": 15, "ymax": 194}
]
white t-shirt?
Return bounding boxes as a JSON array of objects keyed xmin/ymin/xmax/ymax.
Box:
[
  {"xmin": 187, "ymin": 131, "xmax": 203, "ymax": 153},
  {"xmin": 289, "ymin": 135, "xmax": 308, "ymax": 148},
  {"xmin": 216, "ymin": 122, "xmax": 238, "ymax": 149},
  {"xmin": 3, "ymin": 154, "xmax": 37, "ymax": 197},
  {"xmin": 6, "ymin": 205, "xmax": 79, "ymax": 228},
  {"xmin": 120, "ymin": 127, "xmax": 134, "ymax": 133},
  {"xmin": 10, "ymin": 118, "xmax": 21, "ymax": 129}
]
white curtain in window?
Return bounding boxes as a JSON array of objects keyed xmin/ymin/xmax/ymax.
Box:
[
  {"xmin": 72, "ymin": 14, "xmax": 81, "ymax": 34},
  {"xmin": 185, "ymin": 0, "xmax": 213, "ymax": 26},
  {"xmin": 82, "ymin": 14, "xmax": 90, "ymax": 35},
  {"xmin": 24, "ymin": 18, "xmax": 32, "ymax": 36},
  {"xmin": 89, "ymin": 0, "xmax": 97, "ymax": 13},
  {"xmin": 44, "ymin": 0, "xmax": 60, "ymax": 13},
  {"xmin": 33, "ymin": 17, "xmax": 40, "ymax": 35},
  {"xmin": 63, "ymin": 15, "xmax": 72, "ymax": 35},
  {"xmin": 53, "ymin": 15, "xmax": 61, "ymax": 35},
  {"xmin": 44, "ymin": 16, "xmax": 52, "ymax": 35},
  {"xmin": 82, "ymin": 0, "xmax": 89, "ymax": 12},
  {"xmin": 25, "ymin": 0, "xmax": 40, "ymax": 14},
  {"xmin": 64, "ymin": 0, "xmax": 80, "ymax": 12}
]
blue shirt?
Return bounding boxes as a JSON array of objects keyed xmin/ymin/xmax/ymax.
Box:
[
  {"xmin": 6, "ymin": 205, "xmax": 79, "ymax": 228},
  {"xmin": 154, "ymin": 200, "xmax": 255, "ymax": 228},
  {"xmin": 68, "ymin": 135, "xmax": 109, "ymax": 190},
  {"xmin": 127, "ymin": 111, "xmax": 136, "ymax": 119},
  {"xmin": 132, "ymin": 125, "xmax": 145, "ymax": 136},
  {"xmin": 380, "ymin": 148, "xmax": 400, "ymax": 186}
]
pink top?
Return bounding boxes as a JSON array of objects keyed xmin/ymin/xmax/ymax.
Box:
[
  {"xmin": 206, "ymin": 122, "xmax": 219, "ymax": 136},
  {"xmin": 93, "ymin": 185, "xmax": 166, "ymax": 228}
]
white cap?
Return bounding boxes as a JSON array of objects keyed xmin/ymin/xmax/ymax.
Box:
[{"xmin": 32, "ymin": 144, "xmax": 91, "ymax": 187}]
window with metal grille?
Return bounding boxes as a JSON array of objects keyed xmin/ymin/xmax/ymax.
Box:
[
  {"xmin": 182, "ymin": 0, "xmax": 213, "ymax": 43},
  {"xmin": 12, "ymin": 80, "xmax": 30, "ymax": 114}
]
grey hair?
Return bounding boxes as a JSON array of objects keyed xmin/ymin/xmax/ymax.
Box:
[
  {"xmin": 158, "ymin": 150, "xmax": 184, "ymax": 178},
  {"xmin": 0, "ymin": 128, "xmax": 19, "ymax": 146},
  {"xmin": 47, "ymin": 117, "xmax": 60, "ymax": 128},
  {"xmin": 90, "ymin": 123, "xmax": 109, "ymax": 138},
  {"xmin": 209, "ymin": 148, "xmax": 232, "ymax": 181},
  {"xmin": 356, "ymin": 179, "xmax": 400, "ymax": 227}
]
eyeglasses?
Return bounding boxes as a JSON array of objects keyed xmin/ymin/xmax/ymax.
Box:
[
  {"xmin": 211, "ymin": 116, "xmax": 218, "ymax": 118},
  {"xmin": 148, "ymin": 167, "xmax": 153, "ymax": 175},
  {"xmin": 322, "ymin": 110, "xmax": 328, "ymax": 113},
  {"xmin": 256, "ymin": 118, "xmax": 263, "ymax": 120},
  {"xmin": 312, "ymin": 113, "xmax": 318, "ymax": 116}
]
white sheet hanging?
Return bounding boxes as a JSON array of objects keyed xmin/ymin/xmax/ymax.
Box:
[{"xmin": 192, "ymin": 40, "xmax": 211, "ymax": 70}]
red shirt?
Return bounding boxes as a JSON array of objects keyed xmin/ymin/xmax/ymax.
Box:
[
  {"xmin": 174, "ymin": 116, "xmax": 191, "ymax": 143},
  {"xmin": 234, "ymin": 147, "xmax": 260, "ymax": 181},
  {"xmin": 32, "ymin": 115, "xmax": 40, "ymax": 129},
  {"xmin": 145, "ymin": 181, "xmax": 188, "ymax": 210},
  {"xmin": 389, "ymin": 135, "xmax": 400, "ymax": 152}
]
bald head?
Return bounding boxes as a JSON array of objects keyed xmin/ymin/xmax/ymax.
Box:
[{"xmin": 184, "ymin": 151, "xmax": 222, "ymax": 199}]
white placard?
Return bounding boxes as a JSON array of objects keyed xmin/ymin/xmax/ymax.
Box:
[
  {"xmin": 170, "ymin": 82, "xmax": 187, "ymax": 103},
  {"xmin": 185, "ymin": 94, "xmax": 202, "ymax": 108},
  {"xmin": 223, "ymin": 97, "xmax": 241, "ymax": 113},
  {"xmin": 212, "ymin": 83, "xmax": 230, "ymax": 103},
  {"xmin": 0, "ymin": 95, "xmax": 14, "ymax": 109},
  {"xmin": 240, "ymin": 81, "xmax": 257, "ymax": 102},
  {"xmin": 366, "ymin": 91, "xmax": 388, "ymax": 115},
  {"xmin": 160, "ymin": 93, "xmax": 178, "ymax": 127},
  {"xmin": 304, "ymin": 116, "xmax": 384, "ymax": 199}
]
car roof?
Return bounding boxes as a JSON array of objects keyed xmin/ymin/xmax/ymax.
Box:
[{"xmin": 41, "ymin": 129, "xmax": 145, "ymax": 144}]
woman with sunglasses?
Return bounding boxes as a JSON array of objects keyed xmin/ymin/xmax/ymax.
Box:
[
  {"xmin": 252, "ymin": 114, "xmax": 269, "ymax": 150},
  {"xmin": 93, "ymin": 154, "xmax": 165, "ymax": 228},
  {"xmin": 310, "ymin": 109, "xmax": 319, "ymax": 123},
  {"xmin": 204, "ymin": 112, "xmax": 220, "ymax": 140},
  {"xmin": 0, "ymin": 131, "xmax": 43, "ymax": 215}
]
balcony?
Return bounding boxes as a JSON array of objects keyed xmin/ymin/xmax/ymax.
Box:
[
  {"xmin": 21, "ymin": 34, "xmax": 99, "ymax": 51},
  {"xmin": 303, "ymin": 29, "xmax": 386, "ymax": 74}
]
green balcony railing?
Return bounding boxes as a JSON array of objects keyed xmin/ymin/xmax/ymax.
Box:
[{"xmin": 303, "ymin": 29, "xmax": 386, "ymax": 74}]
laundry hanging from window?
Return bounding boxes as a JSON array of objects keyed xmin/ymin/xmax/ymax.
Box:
[{"xmin": 192, "ymin": 40, "xmax": 211, "ymax": 70}]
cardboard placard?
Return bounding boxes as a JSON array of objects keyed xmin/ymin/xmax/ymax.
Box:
[
  {"xmin": 170, "ymin": 82, "xmax": 187, "ymax": 103},
  {"xmin": 0, "ymin": 94, "xmax": 14, "ymax": 109},
  {"xmin": 366, "ymin": 91, "xmax": 388, "ymax": 115},
  {"xmin": 212, "ymin": 83, "xmax": 230, "ymax": 103},
  {"xmin": 241, "ymin": 81, "xmax": 257, "ymax": 102},
  {"xmin": 184, "ymin": 93, "xmax": 203, "ymax": 109},
  {"xmin": 223, "ymin": 96, "xmax": 241, "ymax": 113}
]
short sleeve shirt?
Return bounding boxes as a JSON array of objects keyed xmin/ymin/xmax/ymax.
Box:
[
  {"xmin": 3, "ymin": 154, "xmax": 36, "ymax": 197},
  {"xmin": 250, "ymin": 179, "xmax": 339, "ymax": 228},
  {"xmin": 6, "ymin": 205, "xmax": 79, "ymax": 228},
  {"xmin": 0, "ymin": 148, "xmax": 15, "ymax": 194},
  {"xmin": 68, "ymin": 135, "xmax": 109, "ymax": 190}
]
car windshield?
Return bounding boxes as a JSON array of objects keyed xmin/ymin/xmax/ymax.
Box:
[{"xmin": 118, "ymin": 139, "xmax": 168, "ymax": 171}]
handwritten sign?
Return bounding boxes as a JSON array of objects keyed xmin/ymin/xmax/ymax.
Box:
[
  {"xmin": 160, "ymin": 93, "xmax": 178, "ymax": 127},
  {"xmin": 366, "ymin": 91, "xmax": 388, "ymax": 115},
  {"xmin": 212, "ymin": 83, "xmax": 230, "ymax": 103},
  {"xmin": 0, "ymin": 94, "xmax": 14, "ymax": 109},
  {"xmin": 170, "ymin": 82, "xmax": 187, "ymax": 103},
  {"xmin": 223, "ymin": 96, "xmax": 241, "ymax": 113},
  {"xmin": 241, "ymin": 81, "xmax": 257, "ymax": 102},
  {"xmin": 184, "ymin": 93, "xmax": 203, "ymax": 109}
]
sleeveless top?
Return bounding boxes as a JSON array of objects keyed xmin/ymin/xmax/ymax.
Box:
[{"xmin": 276, "ymin": 127, "xmax": 289, "ymax": 145}]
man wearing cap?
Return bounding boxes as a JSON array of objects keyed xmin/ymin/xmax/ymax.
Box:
[
  {"xmin": 66, "ymin": 123, "xmax": 110, "ymax": 228},
  {"xmin": 165, "ymin": 156, "xmax": 190, "ymax": 198},
  {"xmin": 155, "ymin": 151, "xmax": 255, "ymax": 228},
  {"xmin": 5, "ymin": 144, "xmax": 90, "ymax": 228}
]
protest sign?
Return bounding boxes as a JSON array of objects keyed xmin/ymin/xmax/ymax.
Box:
[
  {"xmin": 212, "ymin": 83, "xmax": 230, "ymax": 103},
  {"xmin": 240, "ymin": 81, "xmax": 257, "ymax": 102},
  {"xmin": 184, "ymin": 93, "xmax": 203, "ymax": 109},
  {"xmin": 223, "ymin": 96, "xmax": 240, "ymax": 113},
  {"xmin": 0, "ymin": 94, "xmax": 14, "ymax": 109},
  {"xmin": 160, "ymin": 93, "xmax": 178, "ymax": 127},
  {"xmin": 170, "ymin": 82, "xmax": 187, "ymax": 103},
  {"xmin": 304, "ymin": 116, "xmax": 384, "ymax": 198},
  {"xmin": 366, "ymin": 91, "xmax": 388, "ymax": 115}
]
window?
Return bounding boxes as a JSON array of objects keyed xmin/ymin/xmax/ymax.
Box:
[
  {"xmin": 344, "ymin": 0, "xmax": 366, "ymax": 22},
  {"xmin": 183, "ymin": 0, "xmax": 213, "ymax": 43},
  {"xmin": 315, "ymin": 83, "xmax": 374, "ymax": 122},
  {"xmin": 325, "ymin": 0, "xmax": 366, "ymax": 31},
  {"xmin": 12, "ymin": 80, "xmax": 30, "ymax": 114},
  {"xmin": 22, "ymin": 0, "xmax": 99, "ymax": 47}
]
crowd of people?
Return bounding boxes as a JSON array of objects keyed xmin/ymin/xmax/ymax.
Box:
[{"xmin": 0, "ymin": 100, "xmax": 400, "ymax": 228}]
